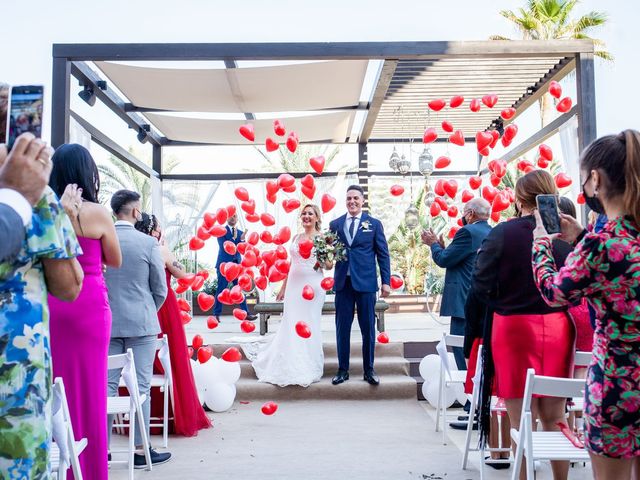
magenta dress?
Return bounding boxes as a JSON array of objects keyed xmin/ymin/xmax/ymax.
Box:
[{"xmin": 49, "ymin": 237, "xmax": 111, "ymax": 480}]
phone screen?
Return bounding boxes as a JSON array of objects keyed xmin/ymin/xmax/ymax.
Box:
[
  {"xmin": 7, "ymin": 85, "xmax": 44, "ymax": 149},
  {"xmin": 536, "ymin": 194, "xmax": 561, "ymax": 234}
]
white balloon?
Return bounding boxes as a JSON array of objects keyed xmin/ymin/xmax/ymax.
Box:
[
  {"xmin": 203, "ymin": 382, "xmax": 236, "ymax": 412},
  {"xmin": 201, "ymin": 357, "xmax": 225, "ymax": 388},
  {"xmin": 423, "ymin": 380, "xmax": 456, "ymax": 408},
  {"xmin": 453, "ymin": 382, "xmax": 469, "ymax": 406},
  {"xmin": 419, "ymin": 354, "xmax": 441, "ymax": 384},
  {"xmin": 217, "ymin": 360, "xmax": 241, "ymax": 384}
]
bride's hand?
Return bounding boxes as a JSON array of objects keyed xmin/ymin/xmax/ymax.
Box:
[
  {"xmin": 323, "ymin": 260, "xmax": 334, "ymax": 270},
  {"xmin": 276, "ymin": 290, "xmax": 285, "ymax": 302}
]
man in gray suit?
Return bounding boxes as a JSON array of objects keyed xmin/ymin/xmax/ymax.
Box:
[{"xmin": 105, "ymin": 190, "xmax": 170, "ymax": 467}]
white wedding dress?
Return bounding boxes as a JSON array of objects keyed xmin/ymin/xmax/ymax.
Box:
[{"xmin": 251, "ymin": 234, "xmax": 325, "ymax": 387}]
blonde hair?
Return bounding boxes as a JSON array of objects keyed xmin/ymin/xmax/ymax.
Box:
[{"xmin": 301, "ymin": 204, "xmax": 322, "ymax": 231}]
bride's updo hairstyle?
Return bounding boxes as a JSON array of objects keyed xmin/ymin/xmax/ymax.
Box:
[{"xmin": 301, "ymin": 204, "xmax": 322, "ymax": 231}]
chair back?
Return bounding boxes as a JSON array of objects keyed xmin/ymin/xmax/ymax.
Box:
[
  {"xmin": 574, "ymin": 351, "xmax": 592, "ymax": 367},
  {"xmin": 52, "ymin": 377, "xmax": 83, "ymax": 477},
  {"xmin": 156, "ymin": 335, "xmax": 172, "ymax": 384},
  {"xmin": 108, "ymin": 349, "xmax": 143, "ymax": 406},
  {"xmin": 436, "ymin": 333, "xmax": 465, "ymax": 379},
  {"xmin": 522, "ymin": 369, "xmax": 586, "ymax": 411}
]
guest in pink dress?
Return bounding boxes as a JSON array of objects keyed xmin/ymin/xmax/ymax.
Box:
[{"xmin": 48, "ymin": 144, "xmax": 122, "ymax": 480}]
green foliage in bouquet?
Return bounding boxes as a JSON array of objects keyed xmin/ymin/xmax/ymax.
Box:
[{"xmin": 312, "ymin": 231, "xmax": 347, "ymax": 271}]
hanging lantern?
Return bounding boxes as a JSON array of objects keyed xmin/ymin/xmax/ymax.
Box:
[
  {"xmin": 404, "ymin": 203, "xmax": 420, "ymax": 229},
  {"xmin": 397, "ymin": 154, "xmax": 411, "ymax": 175},
  {"xmin": 423, "ymin": 190, "xmax": 436, "ymax": 208},
  {"xmin": 389, "ymin": 147, "xmax": 400, "ymax": 172},
  {"xmin": 418, "ymin": 147, "xmax": 434, "ymax": 177}
]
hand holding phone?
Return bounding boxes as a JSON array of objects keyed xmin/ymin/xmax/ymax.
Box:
[{"xmin": 536, "ymin": 194, "xmax": 561, "ymax": 234}]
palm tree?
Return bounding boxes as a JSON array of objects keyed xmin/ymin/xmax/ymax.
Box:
[{"xmin": 491, "ymin": 0, "xmax": 612, "ymax": 126}]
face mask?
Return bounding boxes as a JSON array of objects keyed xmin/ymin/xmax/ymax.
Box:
[
  {"xmin": 461, "ymin": 215, "xmax": 468, "ymax": 226},
  {"xmin": 582, "ymin": 178, "xmax": 605, "ymax": 215}
]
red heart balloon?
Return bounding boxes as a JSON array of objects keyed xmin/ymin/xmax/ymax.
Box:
[
  {"xmin": 238, "ymin": 124, "xmax": 255, "ymax": 142},
  {"xmin": 177, "ymin": 273, "xmax": 197, "ymax": 288},
  {"xmin": 435, "ymin": 156, "xmax": 451, "ymax": 169},
  {"xmin": 273, "ymin": 119, "xmax": 286, "ymax": 136},
  {"xmin": 174, "ymin": 284, "xmax": 188, "ymax": 294},
  {"xmin": 265, "ymin": 138, "xmax": 279, "ymax": 152},
  {"xmin": 216, "ymin": 208, "xmax": 228, "ymax": 225},
  {"xmin": 577, "ymin": 192, "xmax": 585, "ymax": 205},
  {"xmin": 227, "ymin": 205, "xmax": 236, "ymax": 218},
  {"xmin": 555, "ymin": 173, "xmax": 573, "ymax": 188},
  {"xmin": 206, "ymin": 225, "xmax": 225, "ymax": 238},
  {"xmin": 443, "ymin": 179, "xmax": 458, "ymax": 199},
  {"xmin": 282, "ymin": 199, "xmax": 300, "ymax": 213},
  {"xmin": 197, "ymin": 226, "xmax": 212, "ymax": 241},
  {"xmin": 489, "ymin": 130, "xmax": 500, "ymax": 149},
  {"xmin": 237, "ymin": 273, "xmax": 253, "ymax": 290},
  {"xmin": 302, "ymin": 285, "xmax": 315, "ymax": 300},
  {"xmin": 189, "ymin": 237, "xmax": 205, "ymax": 251},
  {"xmin": 234, "ymin": 187, "xmax": 249, "ymax": 202},
  {"xmin": 549, "ymin": 80, "xmax": 562, "ymax": 99},
  {"xmin": 241, "ymin": 200, "xmax": 256, "ymax": 215},
  {"xmin": 301, "ymin": 174, "xmax": 315, "ymax": 189},
  {"xmin": 309, "ymin": 156, "xmax": 325, "ymax": 175},
  {"xmin": 266, "ymin": 193, "xmax": 277, "ymax": 204},
  {"xmin": 469, "ymin": 176, "xmax": 482, "ymax": 190},
  {"xmin": 501, "ymin": 108, "xmax": 516, "ymax": 120},
  {"xmin": 255, "ymin": 276, "xmax": 268, "ymax": 290},
  {"xmin": 275, "ymin": 259, "xmax": 291, "ymax": 274},
  {"xmin": 490, "ymin": 174, "xmax": 502, "ymax": 187},
  {"xmin": 197, "ymin": 292, "xmax": 215, "ymax": 312},
  {"xmin": 449, "ymin": 95, "xmax": 464, "ymax": 108},
  {"xmin": 447, "ymin": 205, "xmax": 458, "ymax": 217},
  {"xmin": 434, "ymin": 179, "xmax": 445, "ymax": 196},
  {"xmin": 390, "ymin": 275, "xmax": 404, "ymax": 290},
  {"xmin": 203, "ymin": 212, "xmax": 216, "ymax": 228},
  {"xmin": 457, "ymin": 218, "xmax": 464, "ymax": 227},
  {"xmin": 266, "ymin": 180, "xmax": 279, "ymax": 197},
  {"xmin": 217, "ymin": 289, "xmax": 232, "ymax": 305},
  {"xmin": 247, "ymin": 232, "xmax": 259, "ymax": 245},
  {"xmin": 221, "ymin": 347, "xmax": 242, "ymax": 362},
  {"xmin": 469, "ymin": 98, "xmax": 481, "ymax": 112},
  {"xmin": 501, "ymin": 136, "xmax": 512, "ymax": 148},
  {"xmin": 448, "ymin": 226, "xmax": 459, "ymax": 239},
  {"xmin": 429, "ymin": 202, "xmax": 442, "ymax": 217},
  {"xmin": 504, "ymin": 124, "xmax": 518, "ymax": 141},
  {"xmin": 482, "ymin": 186, "xmax": 498, "ymax": 202},
  {"xmin": 475, "ymin": 131, "xmax": 493, "ymax": 152},
  {"xmin": 245, "ymin": 213, "xmax": 260, "ymax": 223},
  {"xmin": 449, "ymin": 130, "xmax": 465, "ymax": 146},
  {"xmin": 301, "ymin": 184, "xmax": 316, "ymax": 200},
  {"xmin": 298, "ymin": 237, "xmax": 314, "ymax": 252},
  {"xmin": 422, "ymin": 127, "xmax": 438, "ymax": 144},
  {"xmin": 192, "ymin": 334, "xmax": 204, "ymax": 350},
  {"xmin": 492, "ymin": 192, "xmax": 510, "ymax": 213},
  {"xmin": 268, "ymin": 266, "xmax": 287, "ymax": 283},
  {"xmin": 390, "ymin": 184, "xmax": 404, "ymax": 196},
  {"xmin": 233, "ymin": 308, "xmax": 247, "ymax": 321},
  {"xmin": 240, "ymin": 320, "xmax": 256, "ymax": 333},
  {"xmin": 277, "ymin": 174, "xmax": 296, "ymax": 189},
  {"xmin": 191, "ymin": 275, "xmax": 205, "ymax": 291},
  {"xmin": 441, "ymin": 120, "xmax": 454, "ymax": 133},
  {"xmin": 537, "ymin": 157, "xmax": 550, "ymax": 169},
  {"xmin": 229, "ymin": 286, "xmax": 245, "ymax": 305},
  {"xmin": 276, "ymin": 245, "xmax": 288, "ymax": 259},
  {"xmin": 482, "ymin": 94, "xmax": 498, "ymax": 108},
  {"xmin": 261, "ymin": 401, "xmax": 278, "ymax": 416},
  {"xmin": 180, "ymin": 311, "xmax": 192, "ymax": 325},
  {"xmin": 320, "ymin": 277, "xmax": 335, "ymax": 291},
  {"xmin": 286, "ymin": 134, "xmax": 298, "ymax": 153},
  {"xmin": 491, "ymin": 211, "xmax": 501, "ymax": 222},
  {"xmin": 428, "ymin": 99, "xmax": 446, "ymax": 111},
  {"xmin": 479, "ymin": 147, "xmax": 491, "ymax": 157},
  {"xmin": 206, "ymin": 316, "xmax": 219, "ymax": 329},
  {"xmin": 539, "ymin": 144, "xmax": 553, "ymax": 162},
  {"xmin": 377, "ymin": 332, "xmax": 390, "ymax": 344},
  {"xmin": 461, "ymin": 190, "xmax": 475, "ymax": 203},
  {"xmin": 197, "ymin": 346, "xmax": 213, "ymax": 364},
  {"xmin": 295, "ymin": 321, "xmax": 312, "ymax": 339},
  {"xmin": 177, "ymin": 298, "xmax": 191, "ymax": 312},
  {"xmin": 260, "ymin": 213, "xmax": 276, "ymax": 227},
  {"xmin": 223, "ymin": 241, "xmax": 237, "ymax": 255},
  {"xmin": 321, "ymin": 194, "xmax": 336, "ymax": 213}
]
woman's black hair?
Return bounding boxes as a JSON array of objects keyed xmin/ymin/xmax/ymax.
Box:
[
  {"xmin": 50, "ymin": 144, "xmax": 100, "ymax": 203},
  {"xmin": 558, "ymin": 197, "xmax": 577, "ymax": 219},
  {"xmin": 135, "ymin": 212, "xmax": 157, "ymax": 236}
]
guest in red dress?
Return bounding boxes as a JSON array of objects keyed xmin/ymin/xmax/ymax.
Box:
[
  {"xmin": 473, "ymin": 170, "xmax": 575, "ymax": 480},
  {"xmin": 135, "ymin": 214, "xmax": 211, "ymax": 436}
]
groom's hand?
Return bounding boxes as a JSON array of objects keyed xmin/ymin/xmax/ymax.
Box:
[{"xmin": 380, "ymin": 284, "xmax": 391, "ymax": 298}]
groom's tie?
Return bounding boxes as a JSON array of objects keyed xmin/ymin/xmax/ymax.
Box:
[{"xmin": 348, "ymin": 216, "xmax": 356, "ymax": 243}]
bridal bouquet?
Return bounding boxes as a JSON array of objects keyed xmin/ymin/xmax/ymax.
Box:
[{"xmin": 313, "ymin": 231, "xmax": 346, "ymax": 271}]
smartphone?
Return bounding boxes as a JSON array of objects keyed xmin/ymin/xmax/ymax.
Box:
[
  {"xmin": 6, "ymin": 85, "xmax": 44, "ymax": 150},
  {"xmin": 536, "ymin": 194, "xmax": 561, "ymax": 234}
]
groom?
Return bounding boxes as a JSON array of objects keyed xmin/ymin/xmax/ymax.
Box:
[{"xmin": 330, "ymin": 185, "xmax": 391, "ymax": 386}]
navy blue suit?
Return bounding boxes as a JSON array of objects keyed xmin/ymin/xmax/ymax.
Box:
[
  {"xmin": 330, "ymin": 212, "xmax": 390, "ymax": 373},
  {"xmin": 430, "ymin": 220, "xmax": 491, "ymax": 368},
  {"xmin": 213, "ymin": 225, "xmax": 247, "ymax": 316}
]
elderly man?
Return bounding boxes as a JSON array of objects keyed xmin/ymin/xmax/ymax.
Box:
[{"xmin": 421, "ymin": 198, "xmax": 492, "ymax": 371}]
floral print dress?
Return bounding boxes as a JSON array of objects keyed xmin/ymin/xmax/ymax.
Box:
[
  {"xmin": 532, "ymin": 216, "xmax": 640, "ymax": 458},
  {"xmin": 0, "ymin": 187, "xmax": 81, "ymax": 478}
]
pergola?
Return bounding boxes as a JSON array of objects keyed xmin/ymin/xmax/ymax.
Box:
[{"xmin": 51, "ymin": 40, "xmax": 596, "ymax": 212}]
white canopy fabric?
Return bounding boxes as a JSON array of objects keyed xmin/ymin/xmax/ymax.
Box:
[
  {"xmin": 145, "ymin": 111, "xmax": 356, "ymax": 144},
  {"xmin": 95, "ymin": 60, "xmax": 368, "ymax": 113}
]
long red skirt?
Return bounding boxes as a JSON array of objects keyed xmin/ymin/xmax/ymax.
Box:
[{"xmin": 491, "ymin": 311, "xmax": 574, "ymax": 399}]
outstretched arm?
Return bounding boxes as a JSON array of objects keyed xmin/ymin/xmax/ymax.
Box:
[{"xmin": 430, "ymin": 228, "xmax": 472, "ymax": 269}]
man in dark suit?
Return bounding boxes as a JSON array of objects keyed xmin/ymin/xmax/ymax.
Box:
[
  {"xmin": 421, "ymin": 197, "xmax": 492, "ymax": 371},
  {"xmin": 212, "ymin": 213, "xmax": 256, "ymax": 322},
  {"xmin": 330, "ymin": 185, "xmax": 391, "ymax": 386}
]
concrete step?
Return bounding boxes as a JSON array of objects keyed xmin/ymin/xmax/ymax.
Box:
[
  {"xmin": 237, "ymin": 355, "xmax": 409, "ymax": 378},
  {"xmin": 235, "ymin": 374, "xmax": 417, "ymax": 401}
]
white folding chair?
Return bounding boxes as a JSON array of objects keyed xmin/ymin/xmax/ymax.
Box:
[
  {"xmin": 510, "ymin": 369, "xmax": 590, "ymax": 480},
  {"xmin": 50, "ymin": 377, "xmax": 87, "ymax": 479},
  {"xmin": 150, "ymin": 335, "xmax": 173, "ymax": 448},
  {"xmin": 108, "ymin": 348, "xmax": 152, "ymax": 479},
  {"xmin": 461, "ymin": 345, "xmax": 511, "ymax": 479},
  {"xmin": 567, "ymin": 351, "xmax": 592, "ymax": 414},
  {"xmin": 435, "ymin": 333, "xmax": 467, "ymax": 444}
]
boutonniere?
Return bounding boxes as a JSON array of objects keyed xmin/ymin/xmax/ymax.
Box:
[{"xmin": 360, "ymin": 220, "xmax": 372, "ymax": 232}]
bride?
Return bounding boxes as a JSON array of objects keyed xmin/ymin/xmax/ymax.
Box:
[{"xmin": 252, "ymin": 204, "xmax": 327, "ymax": 387}]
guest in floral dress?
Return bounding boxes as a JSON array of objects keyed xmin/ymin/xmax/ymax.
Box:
[
  {"xmin": 0, "ymin": 162, "xmax": 83, "ymax": 479},
  {"xmin": 532, "ymin": 129, "xmax": 640, "ymax": 480}
]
